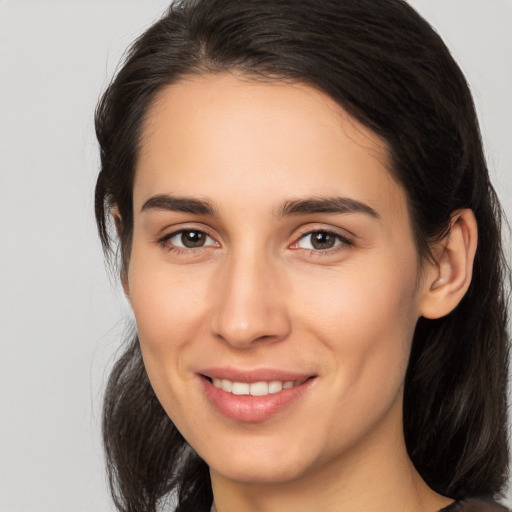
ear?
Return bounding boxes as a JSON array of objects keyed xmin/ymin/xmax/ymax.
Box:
[
  {"xmin": 419, "ymin": 209, "xmax": 478, "ymax": 319},
  {"xmin": 111, "ymin": 206, "xmax": 123, "ymax": 239},
  {"xmin": 111, "ymin": 206, "xmax": 130, "ymax": 298}
]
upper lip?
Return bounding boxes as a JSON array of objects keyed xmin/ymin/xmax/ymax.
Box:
[{"xmin": 198, "ymin": 367, "xmax": 315, "ymax": 383}]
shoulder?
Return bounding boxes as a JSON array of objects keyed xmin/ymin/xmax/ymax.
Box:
[{"xmin": 441, "ymin": 498, "xmax": 510, "ymax": 512}]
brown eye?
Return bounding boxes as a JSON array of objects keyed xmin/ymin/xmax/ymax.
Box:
[
  {"xmin": 310, "ymin": 231, "xmax": 337, "ymax": 250},
  {"xmin": 180, "ymin": 230, "xmax": 207, "ymax": 248},
  {"xmin": 295, "ymin": 230, "xmax": 349, "ymax": 251},
  {"xmin": 163, "ymin": 229, "xmax": 218, "ymax": 250}
]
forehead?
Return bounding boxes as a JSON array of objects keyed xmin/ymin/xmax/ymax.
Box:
[{"xmin": 134, "ymin": 73, "xmax": 407, "ymax": 222}]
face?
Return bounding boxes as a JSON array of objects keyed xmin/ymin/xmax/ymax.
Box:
[{"xmin": 127, "ymin": 73, "xmax": 426, "ymax": 485}]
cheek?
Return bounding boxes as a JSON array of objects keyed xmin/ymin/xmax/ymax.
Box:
[
  {"xmin": 127, "ymin": 263, "xmax": 205, "ymax": 432},
  {"xmin": 128, "ymin": 250, "xmax": 203, "ymax": 345},
  {"xmin": 290, "ymin": 249, "xmax": 419, "ymax": 392},
  {"xmin": 125, "ymin": 245, "xmax": 208, "ymax": 403}
]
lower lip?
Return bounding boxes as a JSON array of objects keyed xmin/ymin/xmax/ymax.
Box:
[{"xmin": 201, "ymin": 377, "xmax": 314, "ymax": 423}]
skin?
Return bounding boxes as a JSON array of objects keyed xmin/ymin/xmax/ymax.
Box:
[{"xmin": 124, "ymin": 73, "xmax": 476, "ymax": 512}]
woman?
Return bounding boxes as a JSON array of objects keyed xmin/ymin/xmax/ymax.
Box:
[{"xmin": 94, "ymin": 1, "xmax": 510, "ymax": 511}]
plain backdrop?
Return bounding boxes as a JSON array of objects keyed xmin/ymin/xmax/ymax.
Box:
[{"xmin": 0, "ymin": 1, "xmax": 511, "ymax": 511}]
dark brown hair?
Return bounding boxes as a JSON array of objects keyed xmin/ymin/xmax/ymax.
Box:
[{"xmin": 95, "ymin": 1, "xmax": 510, "ymax": 511}]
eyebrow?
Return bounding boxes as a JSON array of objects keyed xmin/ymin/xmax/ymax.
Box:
[
  {"xmin": 277, "ymin": 197, "xmax": 380, "ymax": 219},
  {"xmin": 140, "ymin": 194, "xmax": 379, "ymax": 220},
  {"xmin": 141, "ymin": 195, "xmax": 218, "ymax": 216}
]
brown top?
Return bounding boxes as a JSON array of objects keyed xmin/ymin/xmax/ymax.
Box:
[{"xmin": 440, "ymin": 498, "xmax": 509, "ymax": 512}]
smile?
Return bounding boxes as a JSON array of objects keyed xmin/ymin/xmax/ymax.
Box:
[
  {"xmin": 211, "ymin": 378, "xmax": 308, "ymax": 396},
  {"xmin": 200, "ymin": 371, "xmax": 316, "ymax": 422}
]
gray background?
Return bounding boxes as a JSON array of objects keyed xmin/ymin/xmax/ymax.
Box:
[{"xmin": 0, "ymin": 1, "xmax": 510, "ymax": 511}]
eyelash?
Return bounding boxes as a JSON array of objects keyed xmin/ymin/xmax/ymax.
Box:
[
  {"xmin": 157, "ymin": 228, "xmax": 355, "ymax": 256},
  {"xmin": 157, "ymin": 228, "xmax": 217, "ymax": 255},
  {"xmin": 291, "ymin": 229, "xmax": 355, "ymax": 256}
]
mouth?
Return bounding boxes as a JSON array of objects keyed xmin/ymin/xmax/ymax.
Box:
[
  {"xmin": 199, "ymin": 370, "xmax": 316, "ymax": 422},
  {"xmin": 205, "ymin": 376, "xmax": 309, "ymax": 396}
]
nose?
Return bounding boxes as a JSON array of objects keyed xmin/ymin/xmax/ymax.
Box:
[{"xmin": 210, "ymin": 250, "xmax": 292, "ymax": 348}]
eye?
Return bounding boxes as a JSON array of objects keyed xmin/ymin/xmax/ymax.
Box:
[
  {"xmin": 293, "ymin": 230, "xmax": 351, "ymax": 251},
  {"xmin": 162, "ymin": 229, "xmax": 218, "ymax": 250}
]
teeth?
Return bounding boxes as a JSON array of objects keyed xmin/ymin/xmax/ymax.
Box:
[
  {"xmin": 221, "ymin": 379, "xmax": 232, "ymax": 392},
  {"xmin": 211, "ymin": 378, "xmax": 303, "ymax": 396},
  {"xmin": 249, "ymin": 381, "xmax": 268, "ymax": 396},
  {"xmin": 268, "ymin": 381, "xmax": 283, "ymax": 393},
  {"xmin": 232, "ymin": 382, "xmax": 250, "ymax": 395}
]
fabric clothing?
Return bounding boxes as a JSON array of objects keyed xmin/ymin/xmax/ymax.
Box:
[
  {"xmin": 440, "ymin": 498, "xmax": 509, "ymax": 512},
  {"xmin": 176, "ymin": 496, "xmax": 509, "ymax": 511},
  {"xmin": 203, "ymin": 497, "xmax": 509, "ymax": 512}
]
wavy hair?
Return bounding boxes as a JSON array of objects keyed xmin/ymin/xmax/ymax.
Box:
[{"xmin": 94, "ymin": 1, "xmax": 510, "ymax": 510}]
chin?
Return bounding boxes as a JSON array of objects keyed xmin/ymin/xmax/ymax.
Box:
[
  {"xmin": 210, "ymin": 456, "xmax": 310, "ymax": 485},
  {"xmin": 198, "ymin": 433, "xmax": 322, "ymax": 485}
]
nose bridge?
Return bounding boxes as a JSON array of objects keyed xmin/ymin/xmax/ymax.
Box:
[{"xmin": 211, "ymin": 242, "xmax": 290, "ymax": 348}]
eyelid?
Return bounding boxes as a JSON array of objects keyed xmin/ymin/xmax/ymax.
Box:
[
  {"xmin": 169, "ymin": 230, "xmax": 217, "ymax": 248},
  {"xmin": 289, "ymin": 226, "xmax": 355, "ymax": 252},
  {"xmin": 157, "ymin": 225, "xmax": 221, "ymax": 252},
  {"xmin": 295, "ymin": 219, "xmax": 356, "ymax": 236},
  {"xmin": 292, "ymin": 223, "xmax": 355, "ymax": 241},
  {"xmin": 156, "ymin": 221, "xmax": 217, "ymax": 240},
  {"xmin": 155, "ymin": 223, "xmax": 354, "ymax": 254}
]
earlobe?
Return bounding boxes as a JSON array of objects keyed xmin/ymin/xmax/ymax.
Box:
[{"xmin": 419, "ymin": 209, "xmax": 478, "ymax": 320}]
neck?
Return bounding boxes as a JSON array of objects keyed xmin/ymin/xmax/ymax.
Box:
[{"xmin": 209, "ymin": 398, "xmax": 452, "ymax": 512}]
